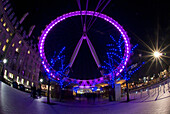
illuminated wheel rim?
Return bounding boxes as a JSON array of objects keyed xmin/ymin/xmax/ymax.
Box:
[{"xmin": 38, "ymin": 11, "xmax": 131, "ymax": 87}]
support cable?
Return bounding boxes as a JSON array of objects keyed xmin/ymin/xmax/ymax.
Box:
[
  {"xmin": 87, "ymin": 0, "xmax": 111, "ymax": 32},
  {"xmin": 84, "ymin": 0, "xmax": 89, "ymax": 26},
  {"xmin": 87, "ymin": 0, "xmax": 103, "ymax": 30},
  {"xmin": 69, "ymin": 36, "xmax": 84, "ymax": 67},
  {"xmin": 86, "ymin": 36, "xmax": 101, "ymax": 67},
  {"xmin": 76, "ymin": 0, "xmax": 84, "ymax": 28}
]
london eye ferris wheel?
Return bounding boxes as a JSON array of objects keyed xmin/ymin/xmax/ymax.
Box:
[{"xmin": 38, "ymin": 0, "xmax": 131, "ymax": 88}]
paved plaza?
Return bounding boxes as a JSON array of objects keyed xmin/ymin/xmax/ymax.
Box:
[{"xmin": 0, "ymin": 81, "xmax": 170, "ymax": 114}]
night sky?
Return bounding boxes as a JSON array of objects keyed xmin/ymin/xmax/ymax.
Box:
[{"xmin": 10, "ymin": 0, "xmax": 170, "ymax": 79}]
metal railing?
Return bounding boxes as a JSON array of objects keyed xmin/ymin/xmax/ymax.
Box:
[{"xmin": 121, "ymin": 77, "xmax": 170, "ymax": 101}]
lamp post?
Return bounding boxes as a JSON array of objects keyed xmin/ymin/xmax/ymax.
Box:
[
  {"xmin": 125, "ymin": 67, "xmax": 129, "ymax": 102},
  {"xmin": 0, "ymin": 58, "xmax": 8, "ymax": 81},
  {"xmin": 153, "ymin": 51, "xmax": 162, "ymax": 79},
  {"xmin": 38, "ymin": 78, "xmax": 43, "ymax": 98},
  {"xmin": 40, "ymin": 78, "xmax": 43, "ymax": 83},
  {"xmin": 153, "ymin": 51, "xmax": 162, "ymax": 58},
  {"xmin": 40, "ymin": 78, "xmax": 43, "ymax": 89},
  {"xmin": 47, "ymin": 79, "xmax": 51, "ymax": 104}
]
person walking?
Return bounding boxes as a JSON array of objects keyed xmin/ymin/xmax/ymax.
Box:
[{"xmin": 32, "ymin": 84, "xmax": 37, "ymax": 98}]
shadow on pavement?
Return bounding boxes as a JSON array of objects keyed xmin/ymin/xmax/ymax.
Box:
[
  {"xmin": 41, "ymin": 101, "xmax": 58, "ymax": 105},
  {"xmin": 131, "ymin": 95, "xmax": 170, "ymax": 103}
]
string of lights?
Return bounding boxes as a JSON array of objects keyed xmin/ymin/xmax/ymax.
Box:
[
  {"xmin": 102, "ymin": 35, "xmax": 145, "ymax": 86},
  {"xmin": 47, "ymin": 47, "xmax": 73, "ymax": 88}
]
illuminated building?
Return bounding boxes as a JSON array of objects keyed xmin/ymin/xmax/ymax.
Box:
[{"xmin": 0, "ymin": 0, "xmax": 41, "ymax": 88}]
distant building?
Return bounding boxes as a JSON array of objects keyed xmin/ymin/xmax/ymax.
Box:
[{"xmin": 0, "ymin": 0, "xmax": 41, "ymax": 88}]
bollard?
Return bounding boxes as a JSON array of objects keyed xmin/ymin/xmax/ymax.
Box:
[
  {"xmin": 159, "ymin": 85, "xmax": 161, "ymax": 92},
  {"xmin": 168, "ymin": 79, "xmax": 170, "ymax": 90},
  {"xmin": 158, "ymin": 86, "xmax": 159, "ymax": 95},
  {"xmin": 147, "ymin": 88, "xmax": 150, "ymax": 96},
  {"xmin": 163, "ymin": 83, "xmax": 165, "ymax": 93},
  {"xmin": 135, "ymin": 91, "xmax": 138, "ymax": 99},
  {"xmin": 140, "ymin": 90, "xmax": 142, "ymax": 98}
]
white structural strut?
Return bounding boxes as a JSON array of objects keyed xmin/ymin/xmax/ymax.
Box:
[
  {"xmin": 69, "ymin": 35, "xmax": 84, "ymax": 67},
  {"xmin": 85, "ymin": 35, "xmax": 101, "ymax": 67},
  {"xmin": 69, "ymin": 33, "xmax": 101, "ymax": 68}
]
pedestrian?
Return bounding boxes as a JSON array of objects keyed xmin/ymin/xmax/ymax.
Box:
[
  {"xmin": 30, "ymin": 86, "xmax": 33, "ymax": 97},
  {"xmin": 78, "ymin": 94, "xmax": 81, "ymax": 102},
  {"xmin": 37, "ymin": 88, "xmax": 42, "ymax": 98},
  {"xmin": 92, "ymin": 93, "xmax": 96, "ymax": 104},
  {"xmin": 87, "ymin": 93, "xmax": 90, "ymax": 103},
  {"xmin": 32, "ymin": 84, "xmax": 37, "ymax": 98}
]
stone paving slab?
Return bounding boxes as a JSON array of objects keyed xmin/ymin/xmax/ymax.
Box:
[{"xmin": 0, "ymin": 81, "xmax": 170, "ymax": 114}]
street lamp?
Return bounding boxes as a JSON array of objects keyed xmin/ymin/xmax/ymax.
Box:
[
  {"xmin": 38, "ymin": 78, "xmax": 44, "ymax": 98},
  {"xmin": 153, "ymin": 51, "xmax": 162, "ymax": 58},
  {"xmin": 0, "ymin": 58, "xmax": 7, "ymax": 64},
  {"xmin": 0, "ymin": 58, "xmax": 8, "ymax": 81},
  {"xmin": 39, "ymin": 78, "xmax": 43, "ymax": 90},
  {"xmin": 40, "ymin": 78, "xmax": 43, "ymax": 83},
  {"xmin": 3, "ymin": 58, "xmax": 7, "ymax": 64}
]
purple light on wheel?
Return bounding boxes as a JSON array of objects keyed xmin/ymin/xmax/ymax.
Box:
[{"xmin": 38, "ymin": 11, "xmax": 131, "ymax": 86}]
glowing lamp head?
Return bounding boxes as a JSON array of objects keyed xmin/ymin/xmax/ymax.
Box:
[
  {"xmin": 3, "ymin": 59, "xmax": 7, "ymax": 64},
  {"xmin": 153, "ymin": 51, "xmax": 162, "ymax": 58},
  {"xmin": 40, "ymin": 79, "xmax": 43, "ymax": 83}
]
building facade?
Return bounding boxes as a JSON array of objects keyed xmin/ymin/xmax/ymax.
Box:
[{"xmin": 0, "ymin": 0, "xmax": 41, "ymax": 88}]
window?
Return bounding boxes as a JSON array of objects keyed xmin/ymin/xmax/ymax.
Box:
[
  {"xmin": 19, "ymin": 40, "xmax": 22, "ymax": 44},
  {"xmin": 21, "ymin": 79, "xmax": 24, "ymax": 84},
  {"xmin": 17, "ymin": 76, "xmax": 19, "ymax": 83},
  {"xmin": 15, "ymin": 48, "xmax": 19, "ymax": 52},
  {"xmin": 10, "ymin": 33, "xmax": 13, "ymax": 36},
  {"xmin": 27, "ymin": 81, "xmax": 29, "ymax": 86},
  {"xmin": 32, "ymin": 82, "xmax": 34, "ymax": 86},
  {"xmin": 2, "ymin": 45, "xmax": 6, "ymax": 51},
  {"xmin": 3, "ymin": 22, "xmax": 6, "ymax": 27},
  {"xmin": 4, "ymin": 70, "xmax": 7, "ymax": 76},
  {"xmin": 0, "ymin": 18, "xmax": 3, "ymax": 22},
  {"xmin": 6, "ymin": 39, "xmax": 9, "ymax": 43},
  {"xmin": 28, "ymin": 50, "xmax": 30, "ymax": 54},
  {"xmin": 12, "ymin": 43, "xmax": 15, "ymax": 47},
  {"xmin": 8, "ymin": 73, "xmax": 13, "ymax": 79},
  {"xmin": 4, "ymin": 70, "xmax": 7, "ymax": 79},
  {"xmin": 6, "ymin": 28, "xmax": 9, "ymax": 32}
]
